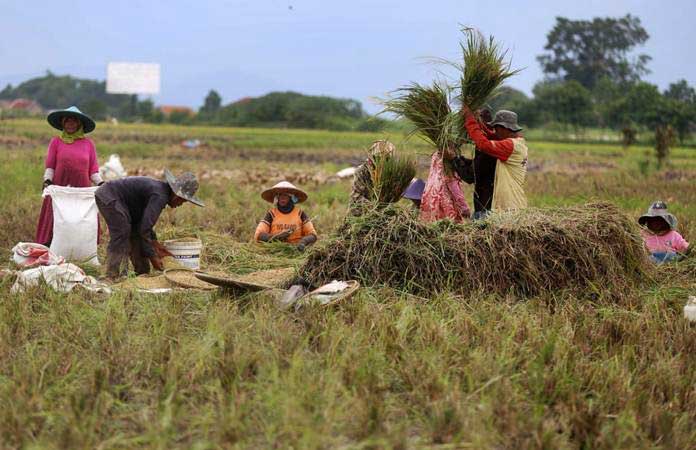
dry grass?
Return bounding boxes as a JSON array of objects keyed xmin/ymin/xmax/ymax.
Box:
[
  {"xmin": 301, "ymin": 202, "xmax": 653, "ymax": 297},
  {"xmin": 0, "ymin": 119, "xmax": 694, "ymax": 448}
]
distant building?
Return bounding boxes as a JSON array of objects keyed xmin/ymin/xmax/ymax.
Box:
[
  {"xmin": 10, "ymin": 99, "xmax": 43, "ymax": 113},
  {"xmin": 159, "ymin": 105, "xmax": 194, "ymax": 116}
]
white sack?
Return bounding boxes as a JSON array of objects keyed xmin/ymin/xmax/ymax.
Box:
[
  {"xmin": 43, "ymin": 185, "xmax": 100, "ymax": 266},
  {"xmin": 11, "ymin": 263, "xmax": 111, "ymax": 294}
]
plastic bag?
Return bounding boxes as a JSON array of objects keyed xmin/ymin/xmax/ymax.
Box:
[
  {"xmin": 43, "ymin": 185, "xmax": 100, "ymax": 266},
  {"xmin": 11, "ymin": 242, "xmax": 64, "ymax": 267},
  {"xmin": 99, "ymin": 154, "xmax": 127, "ymax": 181}
]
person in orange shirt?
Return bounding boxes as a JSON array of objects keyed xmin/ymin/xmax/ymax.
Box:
[{"xmin": 254, "ymin": 181, "xmax": 318, "ymax": 252}]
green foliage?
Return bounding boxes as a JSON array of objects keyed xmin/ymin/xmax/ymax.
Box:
[
  {"xmin": 216, "ymin": 91, "xmax": 370, "ymax": 131},
  {"xmin": 538, "ymin": 14, "xmax": 651, "ymax": 89},
  {"xmin": 0, "ymin": 71, "xmax": 150, "ymax": 120},
  {"xmin": 529, "ymin": 80, "xmax": 595, "ymax": 128},
  {"xmin": 485, "ymin": 86, "xmax": 529, "ymax": 112},
  {"xmin": 200, "ymin": 89, "xmax": 222, "ymax": 114}
]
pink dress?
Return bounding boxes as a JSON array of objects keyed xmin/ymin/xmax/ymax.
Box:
[
  {"xmin": 420, "ymin": 152, "xmax": 471, "ymax": 222},
  {"xmin": 35, "ymin": 137, "xmax": 99, "ymax": 245}
]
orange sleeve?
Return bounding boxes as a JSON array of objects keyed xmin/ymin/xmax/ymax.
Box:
[
  {"xmin": 254, "ymin": 221, "xmax": 271, "ymax": 242},
  {"xmin": 464, "ymin": 113, "xmax": 514, "ymax": 161},
  {"xmin": 302, "ymin": 220, "xmax": 317, "ymax": 237}
]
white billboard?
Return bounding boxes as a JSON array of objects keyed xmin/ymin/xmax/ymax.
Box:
[{"xmin": 106, "ymin": 62, "xmax": 160, "ymax": 95}]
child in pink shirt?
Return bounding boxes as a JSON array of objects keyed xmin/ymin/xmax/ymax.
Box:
[{"xmin": 638, "ymin": 201, "xmax": 690, "ymax": 264}]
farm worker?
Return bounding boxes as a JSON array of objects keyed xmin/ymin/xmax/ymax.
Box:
[
  {"xmin": 36, "ymin": 106, "xmax": 104, "ymax": 246},
  {"xmin": 255, "ymin": 181, "xmax": 317, "ymax": 252},
  {"xmin": 638, "ymin": 201, "xmax": 690, "ymax": 264},
  {"xmin": 402, "ymin": 178, "xmax": 425, "ymax": 209},
  {"xmin": 349, "ymin": 140, "xmax": 395, "ymax": 215},
  {"xmin": 453, "ymin": 108, "xmax": 499, "ymax": 220},
  {"xmin": 420, "ymin": 145, "xmax": 471, "ymax": 223},
  {"xmin": 462, "ymin": 108, "xmax": 528, "ymax": 211},
  {"xmin": 95, "ymin": 170, "xmax": 204, "ymax": 279}
]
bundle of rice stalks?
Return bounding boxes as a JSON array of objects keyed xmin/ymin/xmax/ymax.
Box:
[
  {"xmin": 369, "ymin": 154, "xmax": 417, "ymax": 203},
  {"xmin": 456, "ymin": 28, "xmax": 520, "ymax": 112},
  {"xmin": 299, "ymin": 202, "xmax": 652, "ymax": 297},
  {"xmin": 382, "ymin": 82, "xmax": 466, "ymax": 151}
]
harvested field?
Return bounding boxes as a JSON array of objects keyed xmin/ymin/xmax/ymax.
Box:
[{"xmin": 0, "ymin": 119, "xmax": 694, "ymax": 449}]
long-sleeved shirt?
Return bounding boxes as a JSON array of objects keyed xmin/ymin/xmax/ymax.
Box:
[
  {"xmin": 464, "ymin": 114, "xmax": 528, "ymax": 211},
  {"xmin": 642, "ymin": 230, "xmax": 689, "ymax": 254},
  {"xmin": 95, "ymin": 177, "xmax": 172, "ymax": 257},
  {"xmin": 456, "ymin": 121, "xmax": 498, "ymax": 213}
]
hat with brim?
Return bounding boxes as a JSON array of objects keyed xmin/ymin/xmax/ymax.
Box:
[
  {"xmin": 262, "ymin": 181, "xmax": 308, "ymax": 203},
  {"xmin": 638, "ymin": 209, "xmax": 677, "ymax": 230},
  {"xmin": 490, "ymin": 110, "xmax": 522, "ymax": 132},
  {"xmin": 47, "ymin": 106, "xmax": 96, "ymax": 133},
  {"xmin": 402, "ymin": 178, "xmax": 425, "ymax": 201},
  {"xmin": 164, "ymin": 169, "xmax": 205, "ymax": 207}
]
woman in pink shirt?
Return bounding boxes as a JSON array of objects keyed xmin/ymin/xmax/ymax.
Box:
[
  {"xmin": 35, "ymin": 106, "xmax": 103, "ymax": 245},
  {"xmin": 638, "ymin": 201, "xmax": 690, "ymax": 264}
]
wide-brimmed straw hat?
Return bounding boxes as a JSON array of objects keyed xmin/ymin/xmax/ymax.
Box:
[
  {"xmin": 638, "ymin": 201, "xmax": 677, "ymax": 230},
  {"xmin": 490, "ymin": 110, "xmax": 522, "ymax": 132},
  {"xmin": 164, "ymin": 169, "xmax": 205, "ymax": 207},
  {"xmin": 261, "ymin": 181, "xmax": 308, "ymax": 203},
  {"xmin": 47, "ymin": 106, "xmax": 96, "ymax": 133},
  {"xmin": 402, "ymin": 178, "xmax": 425, "ymax": 201}
]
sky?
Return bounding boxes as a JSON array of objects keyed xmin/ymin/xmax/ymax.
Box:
[{"xmin": 1, "ymin": 0, "xmax": 694, "ymax": 113}]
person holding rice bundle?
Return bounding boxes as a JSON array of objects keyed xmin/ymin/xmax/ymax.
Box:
[
  {"xmin": 638, "ymin": 201, "xmax": 690, "ymax": 264},
  {"xmin": 462, "ymin": 107, "xmax": 528, "ymax": 211},
  {"xmin": 254, "ymin": 181, "xmax": 317, "ymax": 252},
  {"xmin": 419, "ymin": 148, "xmax": 471, "ymax": 223},
  {"xmin": 36, "ymin": 106, "xmax": 104, "ymax": 246},
  {"xmin": 349, "ymin": 140, "xmax": 396, "ymax": 215}
]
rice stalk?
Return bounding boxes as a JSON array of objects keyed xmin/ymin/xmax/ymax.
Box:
[
  {"xmin": 369, "ymin": 154, "xmax": 417, "ymax": 203},
  {"xmin": 455, "ymin": 28, "xmax": 521, "ymax": 112},
  {"xmin": 381, "ymin": 82, "xmax": 466, "ymax": 152}
]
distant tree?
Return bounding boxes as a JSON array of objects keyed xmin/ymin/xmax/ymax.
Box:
[
  {"xmin": 200, "ymin": 90, "xmax": 222, "ymax": 114},
  {"xmin": 664, "ymin": 79, "xmax": 696, "ymax": 104},
  {"xmin": 486, "ymin": 86, "xmax": 530, "ymax": 112},
  {"xmin": 82, "ymin": 99, "xmax": 108, "ymax": 120},
  {"xmin": 216, "ymin": 91, "xmax": 368, "ymax": 130},
  {"xmin": 529, "ymin": 80, "xmax": 595, "ymax": 128},
  {"xmin": 168, "ymin": 110, "xmax": 192, "ymax": 125},
  {"xmin": 355, "ymin": 116, "xmax": 388, "ymax": 132},
  {"xmin": 0, "ymin": 73, "xmax": 153, "ymax": 120},
  {"xmin": 538, "ymin": 15, "xmax": 651, "ymax": 89},
  {"xmin": 605, "ymin": 82, "xmax": 663, "ymax": 129},
  {"xmin": 663, "ymin": 80, "xmax": 696, "ymax": 142}
]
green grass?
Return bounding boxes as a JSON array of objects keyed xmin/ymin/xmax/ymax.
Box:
[{"xmin": 0, "ymin": 119, "xmax": 694, "ymax": 448}]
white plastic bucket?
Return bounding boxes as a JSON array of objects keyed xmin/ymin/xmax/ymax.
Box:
[{"xmin": 164, "ymin": 238, "xmax": 202, "ymax": 270}]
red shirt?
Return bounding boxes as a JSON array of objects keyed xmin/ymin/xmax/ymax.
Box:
[{"xmin": 464, "ymin": 114, "xmax": 515, "ymax": 162}]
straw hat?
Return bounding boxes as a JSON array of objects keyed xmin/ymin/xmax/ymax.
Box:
[
  {"xmin": 47, "ymin": 106, "xmax": 96, "ymax": 133},
  {"xmin": 261, "ymin": 181, "xmax": 308, "ymax": 203}
]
